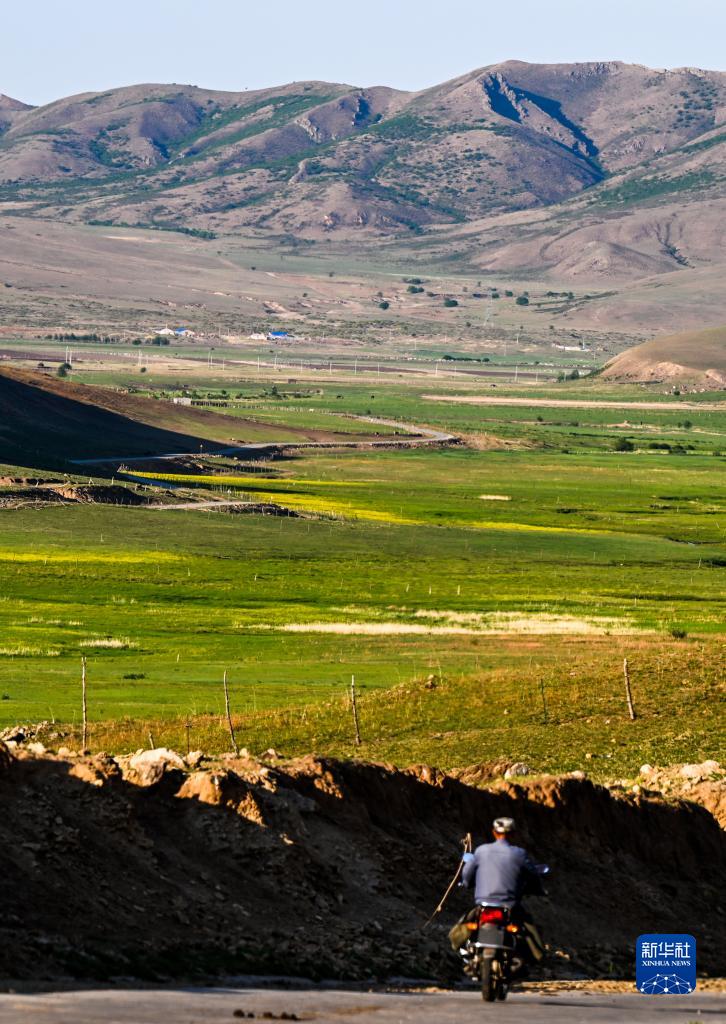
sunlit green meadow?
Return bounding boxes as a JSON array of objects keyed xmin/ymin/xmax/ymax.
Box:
[{"xmin": 0, "ymin": 373, "xmax": 724, "ymax": 773}]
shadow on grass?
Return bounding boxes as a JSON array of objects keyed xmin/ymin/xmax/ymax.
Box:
[{"xmin": 0, "ymin": 369, "xmax": 236, "ymax": 472}]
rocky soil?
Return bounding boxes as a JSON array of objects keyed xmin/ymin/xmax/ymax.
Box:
[
  {"xmin": 0, "ymin": 739, "xmax": 723, "ymax": 986},
  {"xmin": 0, "ymin": 484, "xmax": 150, "ymax": 508}
]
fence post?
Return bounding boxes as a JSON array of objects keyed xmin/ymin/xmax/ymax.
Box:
[
  {"xmin": 623, "ymin": 658, "xmax": 636, "ymax": 720},
  {"xmin": 81, "ymin": 656, "xmax": 88, "ymax": 751},
  {"xmin": 223, "ymin": 670, "xmax": 240, "ymax": 755},
  {"xmin": 350, "ymin": 675, "xmax": 362, "ymax": 747},
  {"xmin": 539, "ymin": 678, "xmax": 549, "ymax": 725}
]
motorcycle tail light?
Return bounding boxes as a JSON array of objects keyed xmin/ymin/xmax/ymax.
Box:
[
  {"xmin": 478, "ymin": 907, "xmax": 505, "ymax": 925},
  {"xmin": 506, "ymin": 924, "xmax": 519, "ymax": 933}
]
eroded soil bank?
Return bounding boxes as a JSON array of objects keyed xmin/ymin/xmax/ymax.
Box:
[{"xmin": 0, "ymin": 743, "xmax": 723, "ymax": 985}]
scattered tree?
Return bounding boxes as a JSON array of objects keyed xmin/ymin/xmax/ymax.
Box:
[{"xmin": 614, "ymin": 437, "xmax": 635, "ymax": 452}]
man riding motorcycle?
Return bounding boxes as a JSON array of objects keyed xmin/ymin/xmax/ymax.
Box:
[{"xmin": 449, "ymin": 816, "xmax": 546, "ymax": 970}]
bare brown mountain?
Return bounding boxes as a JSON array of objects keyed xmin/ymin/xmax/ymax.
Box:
[
  {"xmin": 0, "ymin": 93, "xmax": 32, "ymax": 134},
  {"xmin": 2, "ymin": 61, "xmax": 726, "ymax": 246},
  {"xmin": 4, "ymin": 58, "xmax": 726, "ymax": 340}
]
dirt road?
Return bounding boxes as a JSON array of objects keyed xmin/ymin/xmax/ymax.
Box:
[
  {"xmin": 424, "ymin": 394, "xmax": 726, "ymax": 411},
  {"xmin": 148, "ymin": 499, "xmax": 256, "ymax": 511},
  {"xmin": 71, "ymin": 416, "xmax": 457, "ymax": 465},
  {"xmin": 0, "ymin": 987, "xmax": 721, "ymax": 1023}
]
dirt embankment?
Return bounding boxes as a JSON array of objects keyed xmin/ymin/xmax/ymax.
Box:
[
  {"xmin": 601, "ymin": 324, "xmax": 726, "ymax": 387},
  {"xmin": 0, "ymin": 485, "xmax": 150, "ymax": 508},
  {"xmin": 0, "ymin": 743, "xmax": 722, "ymax": 985}
]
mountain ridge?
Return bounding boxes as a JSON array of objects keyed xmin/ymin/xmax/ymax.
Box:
[{"xmin": 3, "ymin": 60, "xmax": 726, "ymax": 286}]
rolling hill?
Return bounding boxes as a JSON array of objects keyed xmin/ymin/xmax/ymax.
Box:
[
  {"xmin": 0, "ymin": 366, "xmax": 364, "ymax": 468},
  {"xmin": 602, "ymin": 324, "xmax": 726, "ymax": 385}
]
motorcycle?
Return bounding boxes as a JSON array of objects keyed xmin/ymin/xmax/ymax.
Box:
[{"xmin": 458, "ymin": 865, "xmax": 549, "ymax": 1002}]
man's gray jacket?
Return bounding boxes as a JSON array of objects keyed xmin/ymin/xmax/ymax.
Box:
[{"xmin": 462, "ymin": 839, "xmax": 538, "ymax": 907}]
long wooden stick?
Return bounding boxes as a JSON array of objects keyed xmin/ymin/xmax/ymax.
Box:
[
  {"xmin": 623, "ymin": 658, "xmax": 636, "ymax": 720},
  {"xmin": 223, "ymin": 670, "xmax": 239, "ymax": 755},
  {"xmin": 81, "ymin": 656, "xmax": 88, "ymax": 751},
  {"xmin": 422, "ymin": 832, "xmax": 472, "ymax": 929}
]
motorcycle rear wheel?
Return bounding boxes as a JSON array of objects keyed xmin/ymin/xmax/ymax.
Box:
[{"xmin": 480, "ymin": 956, "xmax": 499, "ymax": 1002}]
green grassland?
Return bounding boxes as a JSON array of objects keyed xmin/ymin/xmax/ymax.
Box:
[
  {"xmin": 0, "ymin": 372, "xmax": 723, "ymax": 775},
  {"xmin": 83, "ymin": 637, "xmax": 724, "ymax": 778},
  {"xmin": 52, "ymin": 376, "xmax": 726, "ymax": 459}
]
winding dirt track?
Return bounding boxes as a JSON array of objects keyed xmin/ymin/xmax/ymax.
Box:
[
  {"xmin": 70, "ymin": 416, "xmax": 457, "ymax": 465},
  {"xmin": 0, "ymin": 987, "xmax": 720, "ymax": 1023}
]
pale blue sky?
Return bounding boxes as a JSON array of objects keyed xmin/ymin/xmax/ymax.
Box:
[{"xmin": 4, "ymin": 0, "xmax": 726, "ymax": 106}]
